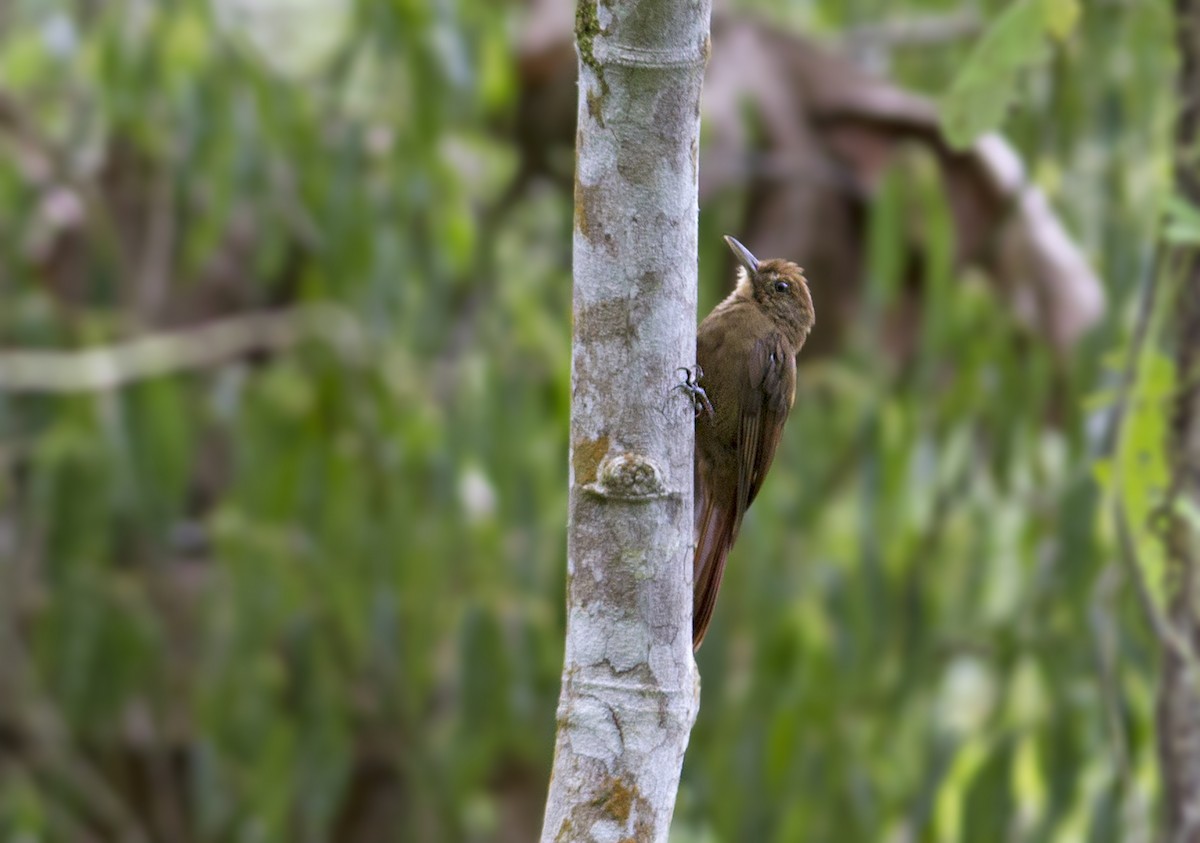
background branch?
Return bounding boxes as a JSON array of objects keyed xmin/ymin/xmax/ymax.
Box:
[{"xmin": 0, "ymin": 304, "xmax": 363, "ymax": 392}]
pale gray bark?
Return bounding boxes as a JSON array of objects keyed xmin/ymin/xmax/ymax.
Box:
[{"xmin": 538, "ymin": 1, "xmax": 710, "ymax": 840}]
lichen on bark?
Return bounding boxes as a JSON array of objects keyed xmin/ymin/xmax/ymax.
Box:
[{"xmin": 575, "ymin": 0, "xmax": 611, "ymax": 126}]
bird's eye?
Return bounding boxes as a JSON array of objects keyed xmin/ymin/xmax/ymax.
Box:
[{"xmin": 774, "ymin": 281, "xmax": 790, "ymax": 293}]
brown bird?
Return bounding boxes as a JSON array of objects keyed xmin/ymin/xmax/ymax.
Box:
[{"xmin": 691, "ymin": 236, "xmax": 814, "ymax": 650}]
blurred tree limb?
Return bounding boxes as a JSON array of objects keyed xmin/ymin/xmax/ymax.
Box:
[
  {"xmin": 537, "ymin": 0, "xmax": 708, "ymax": 839},
  {"xmin": 0, "ymin": 305, "xmax": 362, "ymax": 392},
  {"xmin": 844, "ymin": 9, "xmax": 982, "ymax": 48},
  {"xmin": 843, "ymin": 9, "xmax": 983, "ymax": 69}
]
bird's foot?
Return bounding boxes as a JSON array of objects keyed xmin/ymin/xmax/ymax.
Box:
[{"xmin": 673, "ymin": 366, "xmax": 714, "ymax": 419}]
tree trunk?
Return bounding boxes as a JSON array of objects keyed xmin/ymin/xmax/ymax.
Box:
[
  {"xmin": 1159, "ymin": 2, "xmax": 1200, "ymax": 841},
  {"xmin": 538, "ymin": 1, "xmax": 711, "ymax": 840}
]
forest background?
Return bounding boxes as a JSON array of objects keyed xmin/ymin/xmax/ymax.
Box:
[{"xmin": 0, "ymin": 0, "xmax": 1179, "ymax": 841}]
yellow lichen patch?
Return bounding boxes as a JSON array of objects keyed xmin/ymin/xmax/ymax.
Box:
[
  {"xmin": 573, "ymin": 434, "xmax": 610, "ymax": 486},
  {"xmin": 554, "ymin": 818, "xmax": 575, "ymax": 843},
  {"xmin": 602, "ymin": 777, "xmax": 638, "ymax": 824},
  {"xmin": 574, "ymin": 178, "xmax": 607, "ymax": 247},
  {"xmin": 587, "ymin": 87, "xmax": 604, "ymax": 123}
]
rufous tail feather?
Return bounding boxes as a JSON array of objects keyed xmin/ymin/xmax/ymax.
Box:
[{"xmin": 692, "ymin": 479, "xmax": 744, "ymax": 650}]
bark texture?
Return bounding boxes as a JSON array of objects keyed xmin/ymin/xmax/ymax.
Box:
[
  {"xmin": 1159, "ymin": 1, "xmax": 1200, "ymax": 840},
  {"xmin": 538, "ymin": 1, "xmax": 710, "ymax": 840}
]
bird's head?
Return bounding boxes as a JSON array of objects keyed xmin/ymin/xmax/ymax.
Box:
[{"xmin": 725, "ymin": 235, "xmax": 814, "ymax": 340}]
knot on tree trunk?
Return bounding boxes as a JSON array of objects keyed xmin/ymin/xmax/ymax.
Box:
[{"xmin": 586, "ymin": 453, "xmax": 671, "ymax": 501}]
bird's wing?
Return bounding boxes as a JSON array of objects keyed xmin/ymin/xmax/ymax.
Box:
[
  {"xmin": 736, "ymin": 334, "xmax": 796, "ymax": 516},
  {"xmin": 692, "ymin": 333, "xmax": 796, "ymax": 651}
]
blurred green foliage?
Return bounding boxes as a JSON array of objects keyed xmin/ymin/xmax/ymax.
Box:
[
  {"xmin": 940, "ymin": 0, "xmax": 1080, "ymax": 147},
  {"xmin": 0, "ymin": 0, "xmax": 1178, "ymax": 841}
]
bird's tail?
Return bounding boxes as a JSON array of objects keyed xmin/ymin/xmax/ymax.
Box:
[{"xmin": 692, "ymin": 477, "xmax": 743, "ymax": 650}]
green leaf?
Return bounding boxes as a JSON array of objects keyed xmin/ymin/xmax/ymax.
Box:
[
  {"xmin": 935, "ymin": 737, "xmax": 993, "ymax": 842},
  {"xmin": 160, "ymin": 7, "xmax": 211, "ymax": 92},
  {"xmin": 1164, "ymin": 195, "xmax": 1200, "ymax": 244},
  {"xmin": 941, "ymin": 0, "xmax": 1082, "ymax": 148},
  {"xmin": 1042, "ymin": 0, "xmax": 1081, "ymax": 40},
  {"xmin": 1109, "ymin": 349, "xmax": 1175, "ymax": 617}
]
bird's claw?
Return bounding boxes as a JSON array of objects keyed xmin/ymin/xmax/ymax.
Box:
[{"xmin": 673, "ymin": 366, "xmax": 714, "ymax": 419}]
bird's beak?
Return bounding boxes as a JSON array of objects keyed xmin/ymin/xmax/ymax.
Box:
[{"xmin": 723, "ymin": 235, "xmax": 759, "ymax": 274}]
